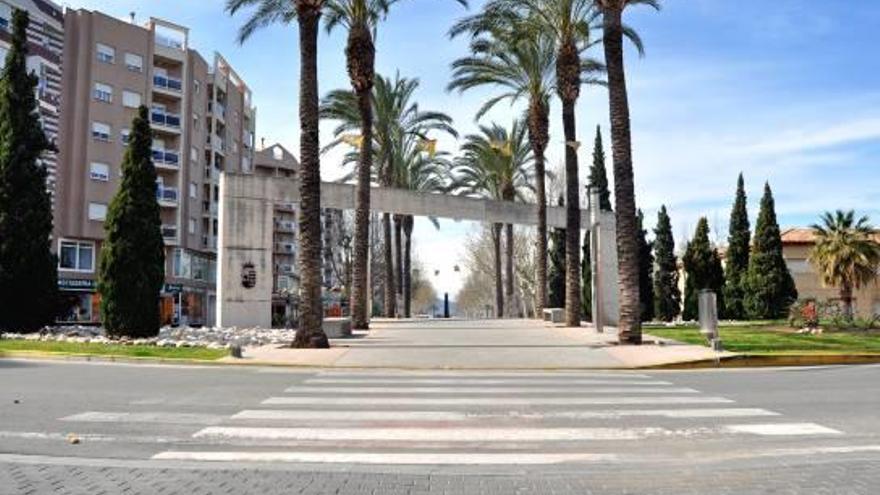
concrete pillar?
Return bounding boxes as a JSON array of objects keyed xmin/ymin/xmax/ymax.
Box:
[{"xmin": 216, "ymin": 174, "xmax": 274, "ymax": 328}]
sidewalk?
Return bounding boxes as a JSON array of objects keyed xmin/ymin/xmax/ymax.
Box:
[{"xmin": 226, "ymin": 319, "xmax": 732, "ymax": 370}]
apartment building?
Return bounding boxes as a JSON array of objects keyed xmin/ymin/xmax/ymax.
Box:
[
  {"xmin": 54, "ymin": 10, "xmax": 256, "ymax": 327},
  {"xmin": 0, "ymin": 0, "xmax": 63, "ymax": 203}
]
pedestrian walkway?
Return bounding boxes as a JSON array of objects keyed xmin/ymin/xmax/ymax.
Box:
[
  {"xmin": 136, "ymin": 369, "xmax": 845, "ymax": 467},
  {"xmin": 232, "ymin": 318, "xmax": 732, "ymax": 369}
]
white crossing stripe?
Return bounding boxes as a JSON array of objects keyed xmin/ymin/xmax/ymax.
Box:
[
  {"xmin": 725, "ymin": 423, "xmax": 842, "ymax": 436},
  {"xmin": 193, "ymin": 423, "xmax": 843, "ymax": 442},
  {"xmin": 314, "ymin": 372, "xmax": 651, "ymax": 379},
  {"xmin": 152, "ymin": 451, "xmax": 619, "ymax": 465},
  {"xmin": 61, "ymin": 412, "xmax": 226, "ymax": 425},
  {"xmin": 232, "ymin": 408, "xmax": 780, "ymax": 422},
  {"xmin": 285, "ymin": 386, "xmax": 697, "ymax": 395},
  {"xmin": 262, "ymin": 396, "xmax": 734, "ymax": 406},
  {"xmin": 305, "ymin": 378, "xmax": 667, "ymax": 386}
]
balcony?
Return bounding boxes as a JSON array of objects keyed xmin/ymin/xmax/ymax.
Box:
[
  {"xmin": 275, "ymin": 243, "xmax": 295, "ymax": 255},
  {"xmin": 275, "ymin": 220, "xmax": 296, "ymax": 233},
  {"xmin": 150, "ymin": 109, "xmax": 181, "ymax": 133},
  {"xmin": 161, "ymin": 224, "xmax": 178, "ymax": 240},
  {"xmin": 152, "ymin": 148, "xmax": 180, "ymax": 169},
  {"xmin": 208, "ymin": 101, "xmax": 226, "ymax": 121},
  {"xmin": 156, "ymin": 186, "xmax": 179, "ymax": 206},
  {"xmin": 208, "ymin": 134, "xmax": 225, "ymax": 154},
  {"xmin": 153, "ymin": 74, "xmax": 183, "ymax": 97},
  {"xmin": 278, "ymin": 264, "xmax": 294, "ymax": 275},
  {"xmin": 202, "ymin": 200, "xmax": 218, "ymax": 216},
  {"xmin": 202, "ymin": 235, "xmax": 217, "ymax": 250}
]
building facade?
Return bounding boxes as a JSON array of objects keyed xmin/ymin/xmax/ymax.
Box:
[
  {"xmin": 54, "ymin": 10, "xmax": 255, "ymax": 326},
  {"xmin": 782, "ymin": 228, "xmax": 880, "ymax": 318},
  {"xmin": 0, "ymin": 0, "xmax": 63, "ymax": 203}
]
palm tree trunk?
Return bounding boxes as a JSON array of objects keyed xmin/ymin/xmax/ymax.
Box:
[
  {"xmin": 505, "ymin": 223, "xmax": 515, "ymax": 318},
  {"xmin": 492, "ymin": 222, "xmax": 504, "ymax": 318},
  {"xmin": 557, "ymin": 38, "xmax": 582, "ymax": 328},
  {"xmin": 382, "ymin": 212, "xmax": 395, "ymax": 317},
  {"xmin": 841, "ymin": 284, "xmax": 854, "ymax": 320},
  {"xmin": 528, "ymin": 99, "xmax": 550, "ymax": 316},
  {"xmin": 347, "ymin": 23, "xmax": 376, "ymax": 330},
  {"xmin": 603, "ymin": 7, "xmax": 642, "ymax": 344},
  {"xmin": 292, "ymin": 3, "xmax": 328, "ymax": 348},
  {"xmin": 394, "ymin": 214, "xmax": 403, "ymax": 299},
  {"xmin": 403, "ymin": 215, "xmax": 414, "ymax": 318},
  {"xmin": 561, "ymin": 99, "xmax": 581, "ymax": 327}
]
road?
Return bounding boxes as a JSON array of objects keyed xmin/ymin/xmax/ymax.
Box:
[{"xmin": 1, "ymin": 359, "xmax": 879, "ymax": 494}]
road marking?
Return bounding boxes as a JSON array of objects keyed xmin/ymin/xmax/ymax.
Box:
[
  {"xmin": 232, "ymin": 410, "xmax": 470, "ymax": 421},
  {"xmin": 194, "ymin": 426, "xmax": 662, "ymax": 441},
  {"xmin": 725, "ymin": 423, "xmax": 842, "ymax": 436},
  {"xmin": 285, "ymin": 386, "xmax": 697, "ymax": 395},
  {"xmin": 232, "ymin": 408, "xmax": 779, "ymax": 422},
  {"xmin": 304, "ymin": 378, "xmax": 668, "ymax": 386},
  {"xmin": 152, "ymin": 451, "xmax": 619, "ymax": 465},
  {"xmin": 314, "ymin": 372, "xmax": 652, "ymax": 379},
  {"xmin": 60, "ymin": 412, "xmax": 227, "ymax": 425},
  {"xmin": 262, "ymin": 396, "xmax": 734, "ymax": 406},
  {"xmin": 193, "ymin": 423, "xmax": 843, "ymax": 442}
]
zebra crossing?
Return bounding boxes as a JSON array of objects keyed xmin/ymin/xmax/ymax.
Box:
[{"xmin": 63, "ymin": 370, "xmax": 845, "ymax": 466}]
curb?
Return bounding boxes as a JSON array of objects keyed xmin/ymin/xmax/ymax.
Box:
[{"xmin": 643, "ymin": 353, "xmax": 880, "ymax": 369}]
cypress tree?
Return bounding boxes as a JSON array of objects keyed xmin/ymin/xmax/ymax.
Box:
[
  {"xmin": 744, "ymin": 183, "xmax": 797, "ymax": 319},
  {"xmin": 549, "ymin": 198, "xmax": 566, "ymax": 308},
  {"xmin": 589, "ymin": 126, "xmax": 612, "ymax": 211},
  {"xmin": 582, "ymin": 127, "xmax": 613, "ymax": 319},
  {"xmin": 637, "ymin": 210, "xmax": 655, "ymax": 322},
  {"xmin": 723, "ymin": 173, "xmax": 750, "ymax": 319},
  {"xmin": 97, "ymin": 106, "xmax": 165, "ymax": 338},
  {"xmin": 652, "ymin": 206, "xmax": 680, "ymax": 322},
  {"xmin": 0, "ymin": 11, "xmax": 57, "ymax": 332},
  {"xmin": 682, "ymin": 218, "xmax": 725, "ymax": 320}
]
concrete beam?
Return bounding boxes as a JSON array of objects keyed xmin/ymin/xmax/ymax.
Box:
[{"xmin": 221, "ymin": 173, "xmax": 599, "ymax": 230}]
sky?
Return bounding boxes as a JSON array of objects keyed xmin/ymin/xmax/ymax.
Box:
[{"xmin": 67, "ymin": 0, "xmax": 880, "ymax": 297}]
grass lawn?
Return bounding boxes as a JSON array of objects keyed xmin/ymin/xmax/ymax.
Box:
[
  {"xmin": 645, "ymin": 325, "xmax": 880, "ymax": 354},
  {"xmin": 0, "ymin": 339, "xmax": 229, "ymax": 361}
]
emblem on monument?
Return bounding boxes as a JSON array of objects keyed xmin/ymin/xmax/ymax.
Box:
[{"xmin": 241, "ymin": 262, "xmax": 257, "ymax": 289}]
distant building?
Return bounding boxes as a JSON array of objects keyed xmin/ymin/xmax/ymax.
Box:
[
  {"xmin": 54, "ymin": 10, "xmax": 256, "ymax": 327},
  {"xmin": 0, "ymin": 0, "xmax": 63, "ymax": 204},
  {"xmin": 782, "ymin": 228, "xmax": 880, "ymax": 318}
]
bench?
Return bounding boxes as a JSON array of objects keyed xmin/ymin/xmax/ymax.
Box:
[{"xmin": 542, "ymin": 308, "xmax": 564, "ymax": 324}]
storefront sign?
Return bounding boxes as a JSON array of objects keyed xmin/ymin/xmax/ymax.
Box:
[
  {"xmin": 58, "ymin": 278, "xmax": 96, "ymax": 291},
  {"xmin": 163, "ymin": 283, "xmax": 184, "ymax": 294}
]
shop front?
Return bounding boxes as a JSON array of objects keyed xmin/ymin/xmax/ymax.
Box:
[{"xmin": 57, "ymin": 278, "xmax": 100, "ymax": 324}]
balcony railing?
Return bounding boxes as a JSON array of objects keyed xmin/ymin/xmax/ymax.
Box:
[
  {"xmin": 156, "ymin": 186, "xmax": 179, "ymax": 204},
  {"xmin": 153, "ymin": 74, "xmax": 183, "ymax": 92},
  {"xmin": 202, "ymin": 235, "xmax": 217, "ymax": 249},
  {"xmin": 208, "ymin": 101, "xmax": 226, "ymax": 119},
  {"xmin": 152, "ymin": 148, "xmax": 180, "ymax": 167},
  {"xmin": 161, "ymin": 225, "xmax": 178, "ymax": 239},
  {"xmin": 275, "ymin": 220, "xmax": 296, "ymax": 232},
  {"xmin": 275, "ymin": 243, "xmax": 295, "ymax": 254},
  {"xmin": 150, "ymin": 109, "xmax": 181, "ymax": 129}
]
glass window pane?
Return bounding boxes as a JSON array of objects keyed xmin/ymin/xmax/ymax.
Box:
[
  {"xmin": 79, "ymin": 244, "xmax": 93, "ymax": 271},
  {"xmin": 60, "ymin": 243, "xmax": 76, "ymax": 269}
]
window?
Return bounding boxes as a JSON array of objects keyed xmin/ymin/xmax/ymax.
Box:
[
  {"xmin": 189, "ymin": 182, "xmax": 197, "ymax": 199},
  {"xmin": 96, "ymin": 43, "xmax": 115, "ymax": 64},
  {"xmin": 122, "ymin": 90, "xmax": 141, "ymax": 108},
  {"xmin": 88, "ymin": 202, "xmax": 107, "ymax": 221},
  {"xmin": 190, "ymin": 146, "xmax": 198, "ymax": 162},
  {"xmin": 93, "ymin": 82, "xmax": 112, "ymax": 103},
  {"xmin": 194, "ymin": 80, "xmax": 201, "ymax": 94},
  {"xmin": 91, "ymin": 122, "xmax": 111, "ymax": 141},
  {"xmin": 120, "ymin": 128, "xmax": 131, "ymax": 144},
  {"xmin": 89, "ymin": 162, "xmax": 109, "ymax": 182},
  {"xmin": 0, "ymin": 4, "xmax": 11, "ymax": 31},
  {"xmin": 124, "ymin": 52, "xmax": 142, "ymax": 72},
  {"xmin": 188, "ymin": 218, "xmax": 196, "ymax": 235},
  {"xmin": 192, "ymin": 113, "xmax": 200, "ymax": 131},
  {"xmin": 59, "ymin": 240, "xmax": 95, "ymax": 272}
]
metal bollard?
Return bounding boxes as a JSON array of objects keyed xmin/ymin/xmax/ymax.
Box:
[{"xmin": 698, "ymin": 289, "xmax": 722, "ymax": 352}]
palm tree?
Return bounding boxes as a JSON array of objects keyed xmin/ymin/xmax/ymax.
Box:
[
  {"xmin": 450, "ymin": 120, "xmax": 535, "ymax": 317},
  {"xmin": 448, "ymin": 16, "xmax": 556, "ymax": 316},
  {"xmin": 322, "ymin": 74, "xmax": 457, "ymax": 318},
  {"xmin": 394, "ymin": 143, "xmax": 453, "ymax": 316},
  {"xmin": 453, "ymin": 0, "xmax": 604, "ymax": 326},
  {"xmin": 808, "ymin": 210, "xmax": 880, "ymax": 320},
  {"xmin": 595, "ymin": 0, "xmax": 660, "ymax": 344},
  {"xmin": 226, "ymin": 0, "xmax": 329, "ymax": 348}
]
